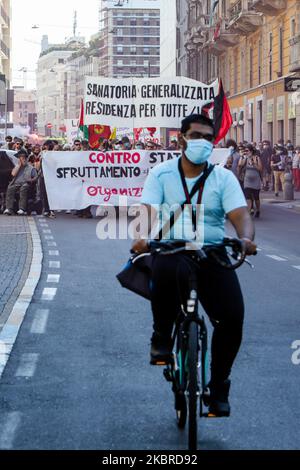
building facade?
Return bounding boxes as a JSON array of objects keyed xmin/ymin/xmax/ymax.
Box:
[
  {"xmin": 64, "ymin": 46, "xmax": 100, "ymax": 122},
  {"xmin": 13, "ymin": 87, "xmax": 37, "ymax": 132},
  {"xmin": 180, "ymin": 0, "xmax": 219, "ymax": 83},
  {"xmin": 180, "ymin": 0, "xmax": 300, "ymax": 146},
  {"xmin": 98, "ymin": 0, "xmax": 161, "ymax": 78},
  {"xmin": 0, "ymin": 0, "xmax": 11, "ymax": 86},
  {"xmin": 160, "ymin": 0, "xmax": 177, "ymax": 77},
  {"xmin": 36, "ymin": 39, "xmax": 85, "ymax": 136}
]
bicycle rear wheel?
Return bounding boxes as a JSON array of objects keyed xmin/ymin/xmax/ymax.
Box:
[{"xmin": 187, "ymin": 321, "xmax": 199, "ymax": 451}]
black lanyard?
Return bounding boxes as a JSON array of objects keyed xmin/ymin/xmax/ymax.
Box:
[{"xmin": 178, "ymin": 158, "xmax": 213, "ymax": 234}]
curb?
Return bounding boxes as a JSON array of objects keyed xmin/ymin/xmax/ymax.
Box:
[{"xmin": 0, "ymin": 217, "xmax": 43, "ymax": 379}]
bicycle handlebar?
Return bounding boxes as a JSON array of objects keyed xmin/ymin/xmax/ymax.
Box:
[{"xmin": 146, "ymin": 237, "xmax": 251, "ymax": 271}]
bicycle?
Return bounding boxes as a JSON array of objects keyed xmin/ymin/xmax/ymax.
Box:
[{"xmin": 144, "ymin": 237, "xmax": 255, "ymax": 451}]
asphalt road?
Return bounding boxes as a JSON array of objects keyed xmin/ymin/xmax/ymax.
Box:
[{"xmin": 0, "ymin": 203, "xmax": 300, "ymax": 450}]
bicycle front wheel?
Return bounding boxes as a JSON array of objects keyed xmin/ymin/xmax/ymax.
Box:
[{"xmin": 187, "ymin": 321, "xmax": 199, "ymax": 451}]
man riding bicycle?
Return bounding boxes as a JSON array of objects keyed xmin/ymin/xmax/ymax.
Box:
[{"xmin": 132, "ymin": 114, "xmax": 257, "ymax": 417}]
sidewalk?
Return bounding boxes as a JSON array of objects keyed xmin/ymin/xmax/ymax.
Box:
[
  {"xmin": 261, "ymin": 191, "xmax": 300, "ymax": 212},
  {"xmin": 0, "ymin": 216, "xmax": 33, "ymax": 330}
]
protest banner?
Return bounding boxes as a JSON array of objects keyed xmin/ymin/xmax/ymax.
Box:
[
  {"xmin": 42, "ymin": 149, "xmax": 230, "ymax": 210},
  {"xmin": 65, "ymin": 119, "xmax": 79, "ymax": 144},
  {"xmin": 84, "ymin": 77, "xmax": 219, "ymax": 129}
]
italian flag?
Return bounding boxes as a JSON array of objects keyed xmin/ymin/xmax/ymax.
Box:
[{"xmin": 78, "ymin": 98, "xmax": 89, "ymax": 140}]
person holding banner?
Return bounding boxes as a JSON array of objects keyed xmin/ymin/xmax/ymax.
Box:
[{"xmin": 132, "ymin": 114, "xmax": 257, "ymax": 417}]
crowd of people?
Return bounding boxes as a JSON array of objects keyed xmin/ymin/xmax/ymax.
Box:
[
  {"xmin": 0, "ymin": 133, "xmax": 299, "ymax": 220},
  {"xmin": 224, "ymin": 139, "xmax": 300, "ymax": 218}
]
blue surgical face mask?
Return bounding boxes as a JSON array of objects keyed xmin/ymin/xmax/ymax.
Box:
[{"xmin": 183, "ymin": 138, "xmax": 214, "ymax": 165}]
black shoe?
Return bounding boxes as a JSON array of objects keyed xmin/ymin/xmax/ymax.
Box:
[
  {"xmin": 255, "ymin": 211, "xmax": 260, "ymax": 218},
  {"xmin": 208, "ymin": 379, "xmax": 231, "ymax": 417},
  {"xmin": 150, "ymin": 332, "xmax": 172, "ymax": 366}
]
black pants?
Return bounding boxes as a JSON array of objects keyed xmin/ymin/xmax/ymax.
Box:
[
  {"xmin": 151, "ymin": 254, "xmax": 244, "ymax": 384},
  {"xmin": 40, "ymin": 177, "xmax": 50, "ymax": 213}
]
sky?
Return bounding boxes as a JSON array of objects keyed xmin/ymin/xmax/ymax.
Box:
[{"xmin": 11, "ymin": 0, "xmax": 99, "ymax": 88}]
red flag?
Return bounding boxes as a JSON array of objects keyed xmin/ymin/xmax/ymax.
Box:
[
  {"xmin": 147, "ymin": 127, "xmax": 157, "ymax": 138},
  {"xmin": 88, "ymin": 125, "xmax": 111, "ymax": 149},
  {"xmin": 213, "ymin": 79, "xmax": 233, "ymax": 144},
  {"xmin": 134, "ymin": 128, "xmax": 143, "ymax": 141}
]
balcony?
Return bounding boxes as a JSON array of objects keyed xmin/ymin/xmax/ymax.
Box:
[
  {"xmin": 289, "ymin": 34, "xmax": 300, "ymax": 73},
  {"xmin": 252, "ymin": 0, "xmax": 286, "ymax": 16},
  {"xmin": 227, "ymin": 0, "xmax": 263, "ymax": 35},
  {"xmin": 216, "ymin": 19, "xmax": 239, "ymax": 47}
]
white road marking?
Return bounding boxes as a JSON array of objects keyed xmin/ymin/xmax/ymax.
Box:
[
  {"xmin": 43, "ymin": 230, "xmax": 51, "ymax": 234},
  {"xmin": 49, "ymin": 251, "xmax": 59, "ymax": 256},
  {"xmin": 47, "ymin": 274, "xmax": 60, "ymax": 284},
  {"xmin": 45, "ymin": 236, "xmax": 54, "ymax": 240},
  {"xmin": 41, "ymin": 288, "xmax": 57, "ymax": 301},
  {"xmin": 47, "ymin": 242, "xmax": 57, "ymax": 247},
  {"xmin": 293, "ymin": 266, "xmax": 300, "ymax": 270},
  {"xmin": 30, "ymin": 309, "xmax": 50, "ymax": 334},
  {"xmin": 49, "ymin": 261, "xmax": 61, "ymax": 269},
  {"xmin": 266, "ymin": 255, "xmax": 287, "ymax": 262},
  {"xmin": 0, "ymin": 218, "xmax": 42, "ymax": 380},
  {"xmin": 0, "ymin": 412, "xmax": 21, "ymax": 449},
  {"xmin": 15, "ymin": 353, "xmax": 39, "ymax": 378}
]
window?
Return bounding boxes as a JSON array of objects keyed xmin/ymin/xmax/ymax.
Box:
[
  {"xmin": 222, "ymin": 0, "xmax": 226, "ymax": 17},
  {"xmin": 278, "ymin": 27, "xmax": 283, "ymax": 76},
  {"xmin": 130, "ymin": 46, "xmax": 137, "ymax": 55},
  {"xmin": 269, "ymin": 32, "xmax": 273, "ymax": 81},
  {"xmin": 241, "ymin": 51, "xmax": 245, "ymax": 89},
  {"xmin": 117, "ymin": 45, "xmax": 123, "ymax": 54},
  {"xmin": 144, "ymin": 47, "xmax": 150, "ymax": 55},
  {"xmin": 144, "ymin": 37, "xmax": 150, "ymax": 43},
  {"xmin": 117, "ymin": 19, "xmax": 123, "ymax": 25},
  {"xmin": 130, "ymin": 19, "xmax": 137, "ymax": 26},
  {"xmin": 58, "ymin": 58, "xmax": 64, "ymax": 64},
  {"xmin": 131, "ymin": 28, "xmax": 137, "ymax": 35},
  {"xmin": 117, "ymin": 60, "xmax": 123, "ymax": 66},
  {"xmin": 117, "ymin": 28, "xmax": 123, "ymax": 36},
  {"xmin": 131, "ymin": 37, "xmax": 137, "ymax": 43},
  {"xmin": 234, "ymin": 54, "xmax": 238, "ymax": 94},
  {"xmin": 291, "ymin": 17, "xmax": 296, "ymax": 37},
  {"xmin": 249, "ymin": 48, "xmax": 253, "ymax": 88},
  {"xmin": 258, "ymin": 40, "xmax": 262, "ymax": 84}
]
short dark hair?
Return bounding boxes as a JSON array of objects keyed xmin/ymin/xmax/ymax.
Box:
[
  {"xmin": 74, "ymin": 139, "xmax": 81, "ymax": 145},
  {"xmin": 15, "ymin": 149, "xmax": 28, "ymax": 159},
  {"xmin": 6, "ymin": 135, "xmax": 12, "ymax": 141},
  {"xmin": 226, "ymin": 139, "xmax": 237, "ymax": 150},
  {"xmin": 43, "ymin": 140, "xmax": 54, "ymax": 151},
  {"xmin": 181, "ymin": 114, "xmax": 215, "ymax": 135},
  {"xmin": 245, "ymin": 144, "xmax": 255, "ymax": 154}
]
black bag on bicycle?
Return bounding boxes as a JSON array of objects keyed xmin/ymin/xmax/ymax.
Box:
[{"xmin": 116, "ymin": 160, "xmax": 215, "ymax": 300}]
